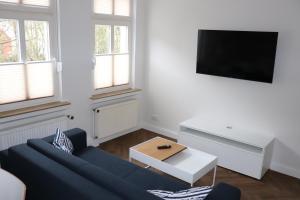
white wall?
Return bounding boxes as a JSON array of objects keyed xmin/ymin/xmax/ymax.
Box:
[
  {"xmin": 59, "ymin": 0, "xmax": 94, "ymax": 135},
  {"xmin": 58, "ymin": 0, "xmax": 146, "ymax": 140},
  {"xmin": 143, "ymin": 0, "xmax": 300, "ymax": 179}
]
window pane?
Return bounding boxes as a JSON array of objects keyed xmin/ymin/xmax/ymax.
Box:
[
  {"xmin": 94, "ymin": 0, "xmax": 113, "ymax": 15},
  {"xmin": 114, "ymin": 26, "xmax": 128, "ymax": 54},
  {"xmin": 0, "ymin": 19, "xmax": 19, "ymax": 63},
  {"xmin": 26, "ymin": 62, "xmax": 54, "ymax": 99},
  {"xmin": 0, "ymin": 64, "xmax": 26, "ymax": 104},
  {"xmin": 95, "ymin": 25, "xmax": 111, "ymax": 55},
  {"xmin": 23, "ymin": 0, "xmax": 50, "ymax": 7},
  {"xmin": 115, "ymin": 0, "xmax": 130, "ymax": 16},
  {"xmin": 0, "ymin": 0, "xmax": 19, "ymax": 4},
  {"xmin": 95, "ymin": 55, "xmax": 113, "ymax": 89},
  {"xmin": 114, "ymin": 54, "xmax": 129, "ymax": 85},
  {"xmin": 25, "ymin": 20, "xmax": 50, "ymax": 62}
]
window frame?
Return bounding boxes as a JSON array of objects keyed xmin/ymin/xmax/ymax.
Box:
[
  {"xmin": 92, "ymin": 0, "xmax": 133, "ymax": 94},
  {"xmin": 0, "ymin": 0, "xmax": 60, "ymax": 110}
]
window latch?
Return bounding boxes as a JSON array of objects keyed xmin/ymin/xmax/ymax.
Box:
[{"xmin": 56, "ymin": 62, "xmax": 63, "ymax": 72}]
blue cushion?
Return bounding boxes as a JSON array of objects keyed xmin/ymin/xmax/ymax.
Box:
[
  {"xmin": 77, "ymin": 147, "xmax": 189, "ymax": 191},
  {"xmin": 53, "ymin": 128, "xmax": 74, "ymax": 154},
  {"xmin": 43, "ymin": 128, "xmax": 87, "ymax": 153}
]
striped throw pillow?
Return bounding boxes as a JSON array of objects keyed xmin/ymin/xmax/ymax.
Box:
[
  {"xmin": 53, "ymin": 128, "xmax": 74, "ymax": 154},
  {"xmin": 148, "ymin": 186, "xmax": 212, "ymax": 200}
]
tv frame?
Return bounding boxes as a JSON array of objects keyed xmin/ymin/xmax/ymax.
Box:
[{"xmin": 196, "ymin": 29, "xmax": 279, "ymax": 83}]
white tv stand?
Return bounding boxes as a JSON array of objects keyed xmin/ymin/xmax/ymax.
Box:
[{"xmin": 178, "ymin": 118, "xmax": 275, "ymax": 179}]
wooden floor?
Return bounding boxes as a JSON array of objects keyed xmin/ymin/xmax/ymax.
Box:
[{"xmin": 100, "ymin": 129, "xmax": 300, "ymax": 200}]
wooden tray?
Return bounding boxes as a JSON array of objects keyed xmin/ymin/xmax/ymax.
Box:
[{"xmin": 132, "ymin": 137, "xmax": 187, "ymax": 161}]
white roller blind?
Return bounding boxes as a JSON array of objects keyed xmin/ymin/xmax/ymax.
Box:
[
  {"xmin": 94, "ymin": 55, "xmax": 113, "ymax": 89},
  {"xmin": 114, "ymin": 0, "xmax": 130, "ymax": 16},
  {"xmin": 0, "ymin": 64, "xmax": 26, "ymax": 104},
  {"xmin": 27, "ymin": 62, "xmax": 54, "ymax": 99},
  {"xmin": 23, "ymin": 0, "xmax": 50, "ymax": 7},
  {"xmin": 114, "ymin": 54, "xmax": 129, "ymax": 85},
  {"xmin": 94, "ymin": 0, "xmax": 113, "ymax": 14}
]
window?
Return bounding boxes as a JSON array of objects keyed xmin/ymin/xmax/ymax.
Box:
[
  {"xmin": 0, "ymin": 0, "xmax": 58, "ymax": 105},
  {"xmin": 93, "ymin": 0, "xmax": 132, "ymax": 90},
  {"xmin": 0, "ymin": 0, "xmax": 50, "ymax": 7}
]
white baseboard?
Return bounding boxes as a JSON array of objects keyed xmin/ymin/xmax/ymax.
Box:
[
  {"xmin": 141, "ymin": 122, "xmax": 300, "ymax": 180},
  {"xmin": 142, "ymin": 122, "xmax": 178, "ymax": 139},
  {"xmin": 270, "ymin": 162, "xmax": 300, "ymax": 180}
]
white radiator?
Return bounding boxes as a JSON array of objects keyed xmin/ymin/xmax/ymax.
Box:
[
  {"xmin": 94, "ymin": 99, "xmax": 139, "ymax": 140},
  {"xmin": 0, "ymin": 116, "xmax": 68, "ymax": 150}
]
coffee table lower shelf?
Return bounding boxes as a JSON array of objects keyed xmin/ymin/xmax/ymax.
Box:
[{"xmin": 129, "ymin": 144, "xmax": 218, "ymax": 187}]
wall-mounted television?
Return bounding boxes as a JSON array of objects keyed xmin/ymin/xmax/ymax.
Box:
[{"xmin": 196, "ymin": 29, "xmax": 278, "ymax": 83}]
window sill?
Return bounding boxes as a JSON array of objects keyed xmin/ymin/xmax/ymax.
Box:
[
  {"xmin": 0, "ymin": 101, "xmax": 71, "ymax": 119},
  {"xmin": 90, "ymin": 88, "xmax": 142, "ymax": 101}
]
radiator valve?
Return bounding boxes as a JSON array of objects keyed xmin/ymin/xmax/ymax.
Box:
[{"xmin": 67, "ymin": 115, "xmax": 75, "ymax": 120}]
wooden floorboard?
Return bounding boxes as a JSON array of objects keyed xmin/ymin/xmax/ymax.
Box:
[{"xmin": 99, "ymin": 129, "xmax": 300, "ymax": 200}]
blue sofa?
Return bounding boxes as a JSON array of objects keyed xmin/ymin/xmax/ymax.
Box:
[{"xmin": 0, "ymin": 128, "xmax": 241, "ymax": 200}]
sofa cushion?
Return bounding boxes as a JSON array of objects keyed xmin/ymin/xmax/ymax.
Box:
[
  {"xmin": 53, "ymin": 128, "xmax": 74, "ymax": 154},
  {"xmin": 8, "ymin": 144, "xmax": 122, "ymax": 200},
  {"xmin": 124, "ymin": 167, "xmax": 189, "ymax": 191},
  {"xmin": 78, "ymin": 146, "xmax": 189, "ymax": 191},
  {"xmin": 77, "ymin": 146, "xmax": 139, "ymax": 177},
  {"xmin": 148, "ymin": 186, "xmax": 212, "ymax": 200},
  {"xmin": 28, "ymin": 139, "xmax": 162, "ymax": 200},
  {"xmin": 43, "ymin": 128, "xmax": 87, "ymax": 153}
]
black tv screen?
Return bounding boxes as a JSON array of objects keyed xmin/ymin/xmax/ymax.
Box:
[{"xmin": 196, "ymin": 30, "xmax": 278, "ymax": 83}]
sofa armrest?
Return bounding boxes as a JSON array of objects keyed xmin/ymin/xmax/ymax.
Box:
[
  {"xmin": 42, "ymin": 128, "xmax": 87, "ymax": 153},
  {"xmin": 204, "ymin": 183, "xmax": 241, "ymax": 200},
  {"xmin": 0, "ymin": 149, "xmax": 9, "ymax": 169}
]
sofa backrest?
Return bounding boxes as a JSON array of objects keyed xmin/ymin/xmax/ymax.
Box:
[
  {"xmin": 8, "ymin": 144, "xmax": 122, "ymax": 200},
  {"xmin": 28, "ymin": 139, "xmax": 161, "ymax": 200}
]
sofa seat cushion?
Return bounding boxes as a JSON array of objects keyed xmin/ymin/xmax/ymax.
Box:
[
  {"xmin": 124, "ymin": 167, "xmax": 188, "ymax": 191},
  {"xmin": 78, "ymin": 147, "xmax": 189, "ymax": 191},
  {"xmin": 204, "ymin": 183, "xmax": 241, "ymax": 200},
  {"xmin": 28, "ymin": 139, "xmax": 162, "ymax": 200},
  {"xmin": 8, "ymin": 144, "xmax": 123, "ymax": 200},
  {"xmin": 77, "ymin": 147, "xmax": 139, "ymax": 177}
]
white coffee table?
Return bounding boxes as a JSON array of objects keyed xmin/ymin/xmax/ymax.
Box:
[{"xmin": 129, "ymin": 137, "xmax": 218, "ymax": 186}]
